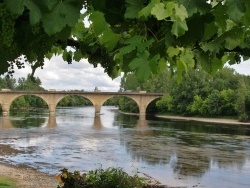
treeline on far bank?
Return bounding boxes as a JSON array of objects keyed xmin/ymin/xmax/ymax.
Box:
[
  {"xmin": 119, "ymin": 67, "xmax": 250, "ymax": 122},
  {"xmin": 0, "ymin": 74, "xmax": 117, "ymax": 111}
]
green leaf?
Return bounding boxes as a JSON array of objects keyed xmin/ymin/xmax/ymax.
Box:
[
  {"xmin": 171, "ymin": 19, "xmax": 188, "ymax": 37},
  {"xmin": 167, "ymin": 47, "xmax": 180, "ymax": 57},
  {"xmin": 176, "ymin": 59, "xmax": 186, "ymax": 83},
  {"xmin": 243, "ymin": 1, "xmax": 250, "ymax": 27},
  {"xmin": 226, "ymin": 0, "xmax": 245, "ymax": 22},
  {"xmin": 194, "ymin": 50, "xmax": 210, "ymax": 72},
  {"xmin": 203, "ymin": 22, "xmax": 217, "ymax": 41},
  {"xmin": 174, "ymin": 4, "xmax": 188, "ymax": 21},
  {"xmin": 100, "ymin": 30, "xmax": 121, "ymax": 51},
  {"xmin": 151, "ymin": 3, "xmax": 171, "ymax": 20},
  {"xmin": 149, "ymin": 54, "xmax": 161, "ymax": 73},
  {"xmin": 26, "ymin": 1, "xmax": 42, "ymax": 25},
  {"xmin": 138, "ymin": 0, "xmax": 160, "ymax": 19},
  {"xmin": 45, "ymin": 52, "xmax": 53, "ymax": 60},
  {"xmin": 89, "ymin": 11, "xmax": 108, "ymax": 35},
  {"xmin": 42, "ymin": 2, "xmax": 81, "ymax": 35},
  {"xmin": 119, "ymin": 36, "xmax": 143, "ymax": 55},
  {"xmin": 225, "ymin": 37, "xmax": 241, "ymax": 50},
  {"xmin": 210, "ymin": 57, "xmax": 223, "ymax": 74},
  {"xmin": 201, "ymin": 39, "xmax": 222, "ymax": 52},
  {"xmin": 213, "ymin": 3, "xmax": 228, "ymax": 33},
  {"xmin": 73, "ymin": 52, "xmax": 83, "ymax": 62},
  {"xmin": 4, "ymin": 0, "xmax": 28, "ymax": 15},
  {"xmin": 118, "ymin": 35, "xmax": 152, "ymax": 56},
  {"xmin": 125, "ymin": 0, "xmax": 144, "ymax": 19},
  {"xmin": 72, "ymin": 22, "xmax": 87, "ymax": 39},
  {"xmin": 179, "ymin": 49, "xmax": 195, "ymax": 68},
  {"xmin": 129, "ymin": 57, "xmax": 151, "ymax": 82}
]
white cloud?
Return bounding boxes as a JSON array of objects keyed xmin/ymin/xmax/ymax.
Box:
[
  {"xmin": 12, "ymin": 55, "xmax": 121, "ymax": 92},
  {"xmin": 227, "ymin": 60, "xmax": 250, "ymax": 76}
]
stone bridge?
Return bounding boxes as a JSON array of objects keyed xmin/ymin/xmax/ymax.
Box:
[{"xmin": 0, "ymin": 90, "xmax": 163, "ymax": 119}]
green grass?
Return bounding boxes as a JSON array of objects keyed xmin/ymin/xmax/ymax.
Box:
[{"xmin": 0, "ymin": 177, "xmax": 18, "ymax": 188}]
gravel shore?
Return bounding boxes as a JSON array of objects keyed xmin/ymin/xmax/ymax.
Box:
[
  {"xmin": 0, "ymin": 162, "xmax": 57, "ymax": 188},
  {"xmin": 0, "ymin": 143, "xmax": 57, "ymax": 187}
]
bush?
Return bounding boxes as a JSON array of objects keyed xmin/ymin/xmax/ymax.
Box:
[
  {"xmin": 238, "ymin": 113, "xmax": 249, "ymax": 122},
  {"xmin": 56, "ymin": 167, "xmax": 146, "ymax": 188}
]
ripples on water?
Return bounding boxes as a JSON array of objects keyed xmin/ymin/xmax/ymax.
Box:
[{"xmin": 0, "ymin": 106, "xmax": 250, "ymax": 188}]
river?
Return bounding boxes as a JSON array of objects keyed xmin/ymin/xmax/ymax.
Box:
[{"xmin": 0, "ymin": 106, "xmax": 250, "ymax": 188}]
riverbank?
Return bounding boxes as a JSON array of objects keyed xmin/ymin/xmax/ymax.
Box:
[
  {"xmin": 0, "ymin": 163, "xmax": 57, "ymax": 188},
  {"xmin": 118, "ymin": 110, "xmax": 250, "ymax": 125},
  {"xmin": 155, "ymin": 115, "xmax": 250, "ymax": 125}
]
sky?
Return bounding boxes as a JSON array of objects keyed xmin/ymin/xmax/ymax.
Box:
[
  {"xmin": 11, "ymin": 56, "xmax": 250, "ymax": 91},
  {"xmin": 12, "ymin": 56, "xmax": 121, "ymax": 92}
]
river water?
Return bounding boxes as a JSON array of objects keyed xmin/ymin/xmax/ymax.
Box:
[{"xmin": 0, "ymin": 106, "xmax": 250, "ymax": 188}]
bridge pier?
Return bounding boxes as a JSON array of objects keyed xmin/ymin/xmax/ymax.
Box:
[
  {"xmin": 2, "ymin": 103, "xmax": 10, "ymax": 116},
  {"xmin": 48, "ymin": 104, "xmax": 56, "ymax": 116},
  {"xmin": 94, "ymin": 104, "xmax": 102, "ymax": 116},
  {"xmin": 139, "ymin": 104, "xmax": 146, "ymax": 121}
]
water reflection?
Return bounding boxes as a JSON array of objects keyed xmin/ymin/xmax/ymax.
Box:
[
  {"xmin": 119, "ymin": 118, "xmax": 250, "ymax": 179},
  {"xmin": 46, "ymin": 116, "xmax": 57, "ymax": 128},
  {"xmin": 92, "ymin": 116, "xmax": 103, "ymax": 130},
  {"xmin": 0, "ymin": 107, "xmax": 249, "ymax": 187},
  {"xmin": 0, "ymin": 116, "xmax": 13, "ymax": 128}
]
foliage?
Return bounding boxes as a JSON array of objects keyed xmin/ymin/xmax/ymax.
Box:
[
  {"xmin": 0, "ymin": 76, "xmax": 16, "ymax": 89},
  {"xmin": 1, "ymin": 0, "xmax": 250, "ymax": 82},
  {"xmin": 121, "ymin": 67, "xmax": 250, "ymax": 120},
  {"xmin": 120, "ymin": 73, "xmax": 142, "ymax": 92},
  {"xmin": 118, "ymin": 97, "xmax": 139, "ymax": 113},
  {"xmin": 58, "ymin": 95, "xmax": 91, "ymax": 107},
  {"xmin": 56, "ymin": 167, "xmax": 146, "ymax": 188},
  {"xmin": 15, "ymin": 74, "xmax": 44, "ymax": 91},
  {"xmin": 155, "ymin": 94, "xmax": 173, "ymax": 113},
  {"xmin": 103, "ymin": 97, "xmax": 119, "ymax": 106}
]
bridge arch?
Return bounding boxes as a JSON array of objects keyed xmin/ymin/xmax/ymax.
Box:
[
  {"xmin": 0, "ymin": 93, "xmax": 49, "ymax": 115},
  {"xmin": 0, "ymin": 91, "xmax": 163, "ymax": 117},
  {"xmin": 56, "ymin": 94, "xmax": 93, "ymax": 107}
]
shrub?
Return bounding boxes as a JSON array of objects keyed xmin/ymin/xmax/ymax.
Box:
[{"xmin": 56, "ymin": 167, "xmax": 146, "ymax": 188}]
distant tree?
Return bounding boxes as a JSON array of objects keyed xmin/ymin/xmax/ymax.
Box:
[
  {"xmin": 11, "ymin": 74, "xmax": 46, "ymax": 110},
  {"xmin": 16, "ymin": 74, "xmax": 44, "ymax": 91},
  {"xmin": 0, "ymin": 76, "xmax": 16, "ymax": 89}
]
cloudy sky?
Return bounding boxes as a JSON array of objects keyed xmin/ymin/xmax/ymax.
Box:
[
  {"xmin": 12, "ymin": 56, "xmax": 249, "ymax": 91},
  {"xmin": 12, "ymin": 56, "xmax": 121, "ymax": 92}
]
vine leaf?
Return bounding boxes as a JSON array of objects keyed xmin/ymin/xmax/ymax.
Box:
[
  {"xmin": 73, "ymin": 52, "xmax": 83, "ymax": 62},
  {"xmin": 151, "ymin": 3, "xmax": 170, "ymax": 20},
  {"xmin": 26, "ymin": 1, "xmax": 42, "ymax": 25},
  {"xmin": 171, "ymin": 19, "xmax": 188, "ymax": 37},
  {"xmin": 42, "ymin": 2, "xmax": 80, "ymax": 35},
  {"xmin": 129, "ymin": 56, "xmax": 151, "ymax": 82},
  {"xmin": 125, "ymin": 0, "xmax": 144, "ymax": 18},
  {"xmin": 89, "ymin": 11, "xmax": 108, "ymax": 36},
  {"xmin": 4, "ymin": 0, "xmax": 27, "ymax": 15},
  {"xmin": 138, "ymin": 0, "xmax": 160, "ymax": 18},
  {"xmin": 100, "ymin": 30, "xmax": 120, "ymax": 51},
  {"xmin": 118, "ymin": 35, "xmax": 145, "ymax": 56}
]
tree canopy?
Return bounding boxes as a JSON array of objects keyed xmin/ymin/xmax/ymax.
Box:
[{"xmin": 1, "ymin": 0, "xmax": 250, "ymax": 81}]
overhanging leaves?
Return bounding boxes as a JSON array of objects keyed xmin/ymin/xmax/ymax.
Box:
[
  {"xmin": 89, "ymin": 11, "xmax": 108, "ymax": 36},
  {"xmin": 42, "ymin": 1, "xmax": 80, "ymax": 35}
]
